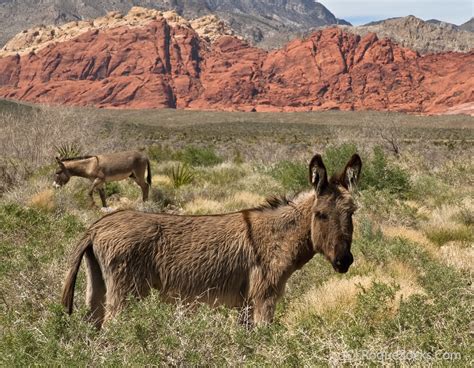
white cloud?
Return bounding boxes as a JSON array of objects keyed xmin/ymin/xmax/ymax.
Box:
[{"xmin": 319, "ymin": 0, "xmax": 473, "ymax": 25}]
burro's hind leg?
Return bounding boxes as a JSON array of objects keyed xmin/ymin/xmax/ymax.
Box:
[
  {"xmin": 84, "ymin": 248, "xmax": 106, "ymax": 329},
  {"xmin": 132, "ymin": 175, "xmax": 149, "ymax": 202},
  {"xmin": 102, "ymin": 269, "xmax": 153, "ymax": 327}
]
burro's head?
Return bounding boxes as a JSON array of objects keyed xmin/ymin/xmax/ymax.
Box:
[
  {"xmin": 309, "ymin": 153, "xmax": 362, "ymax": 273},
  {"xmin": 53, "ymin": 157, "xmax": 71, "ymax": 188}
]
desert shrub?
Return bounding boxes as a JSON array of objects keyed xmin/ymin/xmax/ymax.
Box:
[
  {"xmin": 147, "ymin": 144, "xmax": 174, "ymax": 162},
  {"xmin": 174, "ymin": 146, "xmax": 223, "ymax": 167},
  {"xmin": 270, "ymin": 161, "xmax": 308, "ymax": 193},
  {"xmin": 408, "ymin": 174, "xmax": 455, "ymax": 205},
  {"xmin": 232, "ymin": 148, "xmax": 245, "ymax": 165},
  {"xmin": 455, "ymin": 207, "xmax": 474, "ymax": 226},
  {"xmin": 169, "ymin": 164, "xmax": 194, "ymax": 188},
  {"xmin": 362, "ymin": 147, "xmax": 410, "ymax": 196},
  {"xmin": 323, "ymin": 143, "xmax": 358, "ymax": 176},
  {"xmin": 105, "ymin": 182, "xmax": 121, "ymax": 197},
  {"xmin": 324, "ymin": 144, "xmax": 410, "ymax": 196},
  {"xmin": 54, "ymin": 143, "xmax": 82, "ymax": 159}
]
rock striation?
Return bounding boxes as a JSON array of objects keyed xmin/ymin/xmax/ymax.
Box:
[{"xmin": 0, "ymin": 17, "xmax": 472, "ymax": 114}]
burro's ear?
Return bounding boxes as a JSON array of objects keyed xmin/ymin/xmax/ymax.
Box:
[
  {"xmin": 56, "ymin": 157, "xmax": 65, "ymax": 169},
  {"xmin": 309, "ymin": 154, "xmax": 328, "ymax": 195},
  {"xmin": 341, "ymin": 153, "xmax": 362, "ymax": 191}
]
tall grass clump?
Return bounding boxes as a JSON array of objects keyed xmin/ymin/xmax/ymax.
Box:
[{"xmin": 175, "ymin": 146, "xmax": 223, "ymax": 167}]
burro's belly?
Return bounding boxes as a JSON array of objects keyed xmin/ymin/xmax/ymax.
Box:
[{"xmin": 105, "ymin": 172, "xmax": 132, "ymax": 182}]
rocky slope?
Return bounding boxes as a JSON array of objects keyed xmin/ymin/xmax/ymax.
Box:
[
  {"xmin": 0, "ymin": 0, "xmax": 346, "ymax": 49},
  {"xmin": 459, "ymin": 18, "xmax": 474, "ymax": 32},
  {"xmin": 0, "ymin": 15, "xmax": 472, "ymax": 114},
  {"xmin": 342, "ymin": 16, "xmax": 474, "ymax": 54}
]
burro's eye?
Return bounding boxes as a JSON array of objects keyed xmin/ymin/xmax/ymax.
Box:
[{"xmin": 315, "ymin": 211, "xmax": 328, "ymax": 220}]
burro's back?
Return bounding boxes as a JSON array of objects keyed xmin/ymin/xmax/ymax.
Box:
[{"xmin": 62, "ymin": 153, "xmax": 362, "ymax": 328}]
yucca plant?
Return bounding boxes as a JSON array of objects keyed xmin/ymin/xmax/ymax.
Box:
[
  {"xmin": 170, "ymin": 164, "xmax": 194, "ymax": 188},
  {"xmin": 54, "ymin": 143, "xmax": 82, "ymax": 159}
]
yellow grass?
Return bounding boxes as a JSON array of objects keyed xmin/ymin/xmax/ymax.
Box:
[
  {"xmin": 28, "ymin": 189, "xmax": 55, "ymax": 212},
  {"xmin": 439, "ymin": 242, "xmax": 474, "ymax": 272},
  {"xmin": 285, "ymin": 261, "xmax": 425, "ymax": 326},
  {"xmin": 224, "ymin": 191, "xmax": 264, "ymax": 211},
  {"xmin": 152, "ymin": 174, "xmax": 173, "ymax": 187},
  {"xmin": 184, "ymin": 197, "xmax": 224, "ymax": 215},
  {"xmin": 382, "ymin": 225, "xmax": 439, "ymax": 258}
]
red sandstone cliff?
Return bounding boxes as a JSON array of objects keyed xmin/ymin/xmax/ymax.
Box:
[{"xmin": 0, "ymin": 18, "xmax": 472, "ymax": 114}]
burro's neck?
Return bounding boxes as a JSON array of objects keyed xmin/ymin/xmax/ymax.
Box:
[
  {"xmin": 250, "ymin": 191, "xmax": 316, "ymax": 273},
  {"xmin": 64, "ymin": 157, "xmax": 96, "ymax": 178}
]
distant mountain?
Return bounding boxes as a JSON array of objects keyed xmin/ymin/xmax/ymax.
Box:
[
  {"xmin": 459, "ymin": 18, "xmax": 474, "ymax": 32},
  {"xmin": 0, "ymin": 0, "xmax": 348, "ymax": 48},
  {"xmin": 343, "ymin": 15, "xmax": 474, "ymax": 54},
  {"xmin": 0, "ymin": 11, "xmax": 472, "ymax": 115}
]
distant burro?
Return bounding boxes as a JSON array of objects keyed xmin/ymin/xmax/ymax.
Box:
[{"xmin": 0, "ymin": 9, "xmax": 472, "ymax": 115}]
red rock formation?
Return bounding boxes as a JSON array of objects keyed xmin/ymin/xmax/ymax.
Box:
[{"xmin": 0, "ymin": 21, "xmax": 472, "ymax": 114}]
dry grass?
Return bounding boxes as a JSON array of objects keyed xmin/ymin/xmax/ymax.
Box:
[
  {"xmin": 285, "ymin": 260, "xmax": 424, "ymax": 326},
  {"xmin": 184, "ymin": 197, "xmax": 224, "ymax": 215},
  {"xmin": 382, "ymin": 225, "xmax": 439, "ymax": 258},
  {"xmin": 223, "ymin": 191, "xmax": 264, "ymax": 211},
  {"xmin": 439, "ymin": 243, "xmax": 474, "ymax": 272},
  {"xmin": 28, "ymin": 189, "xmax": 56, "ymax": 212}
]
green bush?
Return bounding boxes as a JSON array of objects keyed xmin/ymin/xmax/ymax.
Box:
[
  {"xmin": 270, "ymin": 161, "xmax": 308, "ymax": 193},
  {"xmin": 361, "ymin": 147, "xmax": 410, "ymax": 196},
  {"xmin": 175, "ymin": 146, "xmax": 223, "ymax": 167},
  {"xmin": 105, "ymin": 182, "xmax": 121, "ymax": 197},
  {"xmin": 323, "ymin": 144, "xmax": 410, "ymax": 196},
  {"xmin": 324, "ymin": 143, "xmax": 358, "ymax": 176}
]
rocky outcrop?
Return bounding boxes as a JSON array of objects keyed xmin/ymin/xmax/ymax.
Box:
[
  {"xmin": 340, "ymin": 16, "xmax": 474, "ymax": 54},
  {"xmin": 0, "ymin": 20, "xmax": 472, "ymax": 114},
  {"xmin": 0, "ymin": 0, "xmax": 345, "ymax": 49},
  {"xmin": 0, "ymin": 7, "xmax": 236, "ymax": 57}
]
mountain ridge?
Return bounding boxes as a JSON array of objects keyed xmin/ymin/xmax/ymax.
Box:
[
  {"xmin": 0, "ymin": 0, "xmax": 347, "ymax": 49},
  {"xmin": 0, "ymin": 15, "xmax": 472, "ymax": 115}
]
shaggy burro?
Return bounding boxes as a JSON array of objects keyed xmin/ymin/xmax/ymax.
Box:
[{"xmin": 62, "ymin": 154, "xmax": 362, "ymax": 328}]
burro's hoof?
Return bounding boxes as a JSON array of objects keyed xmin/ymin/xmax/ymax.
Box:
[{"xmin": 100, "ymin": 207, "xmax": 113, "ymax": 213}]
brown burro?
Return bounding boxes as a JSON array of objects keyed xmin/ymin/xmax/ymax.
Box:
[
  {"xmin": 53, "ymin": 150, "xmax": 151, "ymax": 209},
  {"xmin": 62, "ymin": 153, "xmax": 362, "ymax": 328}
]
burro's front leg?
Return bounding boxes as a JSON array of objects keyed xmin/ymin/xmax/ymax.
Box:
[
  {"xmin": 252, "ymin": 295, "xmax": 278, "ymax": 326},
  {"xmin": 89, "ymin": 177, "xmax": 105, "ymax": 208}
]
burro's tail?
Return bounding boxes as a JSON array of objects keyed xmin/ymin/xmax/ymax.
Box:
[
  {"xmin": 61, "ymin": 233, "xmax": 92, "ymax": 314},
  {"xmin": 147, "ymin": 159, "xmax": 152, "ymax": 185}
]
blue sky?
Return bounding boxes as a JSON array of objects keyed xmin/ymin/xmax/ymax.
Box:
[{"xmin": 320, "ymin": 0, "xmax": 473, "ymax": 25}]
